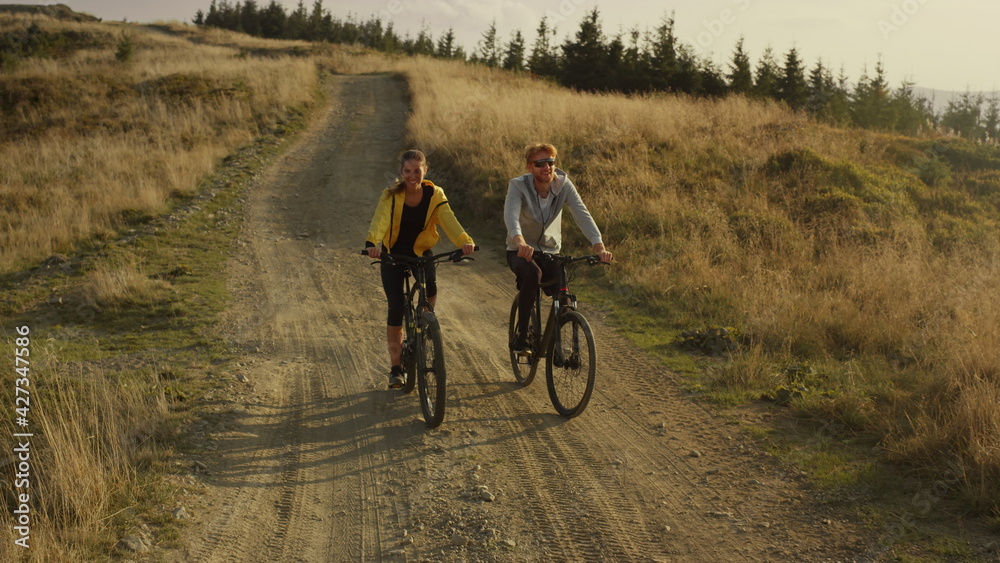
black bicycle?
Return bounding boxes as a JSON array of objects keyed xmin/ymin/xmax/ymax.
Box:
[
  {"xmin": 362, "ymin": 247, "xmax": 475, "ymax": 427},
  {"xmin": 508, "ymin": 252, "xmax": 606, "ymax": 417}
]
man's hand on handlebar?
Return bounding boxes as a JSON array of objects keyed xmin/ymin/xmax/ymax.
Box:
[{"xmin": 593, "ymin": 243, "xmax": 612, "ymax": 264}]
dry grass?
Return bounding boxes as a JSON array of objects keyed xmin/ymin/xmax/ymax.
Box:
[
  {"xmin": 0, "ymin": 351, "xmax": 170, "ymax": 560},
  {"xmin": 78, "ymin": 254, "xmax": 172, "ymax": 312},
  {"xmin": 393, "ymin": 57, "xmax": 1000, "ymax": 511},
  {"xmin": 0, "ymin": 15, "xmax": 324, "ymax": 559},
  {"xmin": 0, "ymin": 15, "xmax": 319, "ymax": 272}
]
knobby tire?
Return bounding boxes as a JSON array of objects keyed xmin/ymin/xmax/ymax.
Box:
[
  {"xmin": 508, "ymin": 295, "xmax": 539, "ymax": 386},
  {"xmin": 416, "ymin": 311, "xmax": 446, "ymax": 427},
  {"xmin": 546, "ymin": 310, "xmax": 596, "ymax": 417},
  {"xmin": 401, "ymin": 288, "xmax": 420, "ymax": 394}
]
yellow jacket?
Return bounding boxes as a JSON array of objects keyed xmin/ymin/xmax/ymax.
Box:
[{"xmin": 366, "ymin": 180, "xmax": 474, "ymax": 255}]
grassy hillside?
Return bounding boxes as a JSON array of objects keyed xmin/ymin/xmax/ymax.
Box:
[
  {"xmin": 392, "ymin": 58, "xmax": 1000, "ymax": 519},
  {"xmin": 0, "ymin": 14, "xmax": 326, "ymax": 560},
  {"xmin": 3, "ymin": 11, "xmax": 1000, "ymax": 559},
  {"xmin": 0, "ymin": 14, "xmax": 319, "ymax": 272}
]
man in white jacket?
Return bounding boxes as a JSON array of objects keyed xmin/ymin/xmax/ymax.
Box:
[{"xmin": 504, "ymin": 143, "xmax": 613, "ymax": 351}]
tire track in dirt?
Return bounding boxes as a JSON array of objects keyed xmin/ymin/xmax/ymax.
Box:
[{"xmin": 175, "ymin": 74, "xmax": 415, "ymax": 562}]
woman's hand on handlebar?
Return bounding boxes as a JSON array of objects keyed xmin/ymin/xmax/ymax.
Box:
[
  {"xmin": 462, "ymin": 243, "xmax": 476, "ymax": 256},
  {"xmin": 366, "ymin": 246, "xmax": 381, "ymax": 259}
]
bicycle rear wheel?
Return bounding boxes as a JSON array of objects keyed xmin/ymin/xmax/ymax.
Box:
[
  {"xmin": 545, "ymin": 310, "xmax": 596, "ymax": 417},
  {"xmin": 416, "ymin": 311, "xmax": 447, "ymax": 427},
  {"xmin": 508, "ymin": 295, "xmax": 540, "ymax": 386}
]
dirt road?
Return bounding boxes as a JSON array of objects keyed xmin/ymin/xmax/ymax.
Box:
[{"xmin": 169, "ymin": 74, "xmax": 881, "ymax": 562}]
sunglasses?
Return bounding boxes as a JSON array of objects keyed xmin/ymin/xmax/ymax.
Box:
[{"xmin": 531, "ymin": 158, "xmax": 555, "ymax": 168}]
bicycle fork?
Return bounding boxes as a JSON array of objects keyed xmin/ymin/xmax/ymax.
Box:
[{"xmin": 545, "ymin": 296, "xmax": 583, "ymax": 369}]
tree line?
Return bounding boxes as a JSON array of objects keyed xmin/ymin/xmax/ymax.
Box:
[{"xmin": 194, "ymin": 1, "xmax": 1000, "ymax": 142}]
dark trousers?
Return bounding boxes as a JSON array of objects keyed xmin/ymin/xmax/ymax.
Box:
[
  {"xmin": 381, "ymin": 254, "xmax": 436, "ymax": 326},
  {"xmin": 506, "ymin": 251, "xmax": 557, "ymax": 336}
]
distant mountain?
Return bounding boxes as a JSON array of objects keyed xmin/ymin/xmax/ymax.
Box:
[{"xmin": 914, "ymin": 87, "xmax": 1000, "ymax": 115}]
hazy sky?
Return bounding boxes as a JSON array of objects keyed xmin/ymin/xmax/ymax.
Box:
[{"xmin": 24, "ymin": 0, "xmax": 1000, "ymax": 93}]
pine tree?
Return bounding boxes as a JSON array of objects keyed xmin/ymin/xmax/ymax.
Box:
[
  {"xmin": 806, "ymin": 59, "xmax": 833, "ymax": 119},
  {"xmin": 672, "ymin": 44, "xmax": 702, "ymax": 94},
  {"xmin": 559, "ymin": 8, "xmax": 608, "ymax": 92},
  {"xmin": 851, "ymin": 59, "xmax": 893, "ymax": 130},
  {"xmin": 259, "ymin": 1, "xmax": 286, "ymax": 39},
  {"xmin": 502, "ymin": 30, "xmax": 526, "ymax": 71},
  {"xmin": 648, "ymin": 14, "xmax": 677, "ymax": 91},
  {"xmin": 890, "ymin": 79, "xmax": 934, "ymax": 136},
  {"xmin": 983, "ymin": 94, "xmax": 1000, "ymax": 142},
  {"xmin": 411, "ymin": 25, "xmax": 435, "ymax": 56},
  {"xmin": 528, "ymin": 17, "xmax": 558, "ymax": 77},
  {"xmin": 308, "ymin": 0, "xmax": 328, "ymax": 41},
  {"xmin": 753, "ymin": 46, "xmax": 780, "ymax": 99},
  {"xmin": 204, "ymin": 0, "xmax": 220, "ymax": 27},
  {"xmin": 727, "ymin": 36, "xmax": 753, "ymax": 95},
  {"xmin": 285, "ymin": 0, "xmax": 308, "ymax": 40},
  {"xmin": 828, "ymin": 66, "xmax": 852, "ymax": 125},
  {"xmin": 941, "ymin": 91, "xmax": 984, "ymax": 139},
  {"xmin": 476, "ymin": 20, "xmax": 501, "ymax": 67},
  {"xmin": 777, "ymin": 47, "xmax": 808, "ymax": 110},
  {"xmin": 606, "ymin": 32, "xmax": 625, "ymax": 91},
  {"xmin": 217, "ymin": 0, "xmax": 240, "ymax": 31},
  {"xmin": 699, "ymin": 58, "xmax": 728, "ymax": 97},
  {"xmin": 619, "ymin": 28, "xmax": 646, "ymax": 93},
  {"xmin": 436, "ymin": 28, "xmax": 459, "ymax": 59},
  {"xmin": 240, "ymin": 0, "xmax": 261, "ymax": 37}
]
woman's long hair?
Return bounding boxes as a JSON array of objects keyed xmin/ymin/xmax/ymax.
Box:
[{"xmin": 389, "ymin": 149, "xmax": 428, "ymax": 195}]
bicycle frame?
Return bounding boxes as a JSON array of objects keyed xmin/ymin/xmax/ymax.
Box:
[
  {"xmin": 509, "ymin": 252, "xmax": 604, "ymax": 416},
  {"xmin": 535, "ymin": 268, "xmax": 578, "ymax": 367},
  {"xmin": 366, "ymin": 249, "xmax": 461, "ymax": 372},
  {"xmin": 535, "ymin": 253, "xmax": 598, "ymax": 358},
  {"xmin": 362, "ymin": 247, "xmax": 476, "ymax": 427}
]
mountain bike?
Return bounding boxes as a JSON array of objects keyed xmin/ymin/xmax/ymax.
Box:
[
  {"xmin": 508, "ymin": 252, "xmax": 607, "ymax": 417},
  {"xmin": 362, "ymin": 247, "xmax": 476, "ymax": 427}
]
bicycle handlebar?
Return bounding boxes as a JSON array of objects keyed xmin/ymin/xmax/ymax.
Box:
[
  {"xmin": 360, "ymin": 246, "xmax": 479, "ymax": 265},
  {"xmin": 534, "ymin": 251, "xmax": 609, "ymax": 267}
]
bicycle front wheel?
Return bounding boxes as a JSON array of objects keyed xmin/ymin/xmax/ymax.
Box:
[
  {"xmin": 545, "ymin": 310, "xmax": 596, "ymax": 417},
  {"xmin": 508, "ymin": 295, "xmax": 539, "ymax": 386},
  {"xmin": 416, "ymin": 311, "xmax": 447, "ymax": 427},
  {"xmin": 401, "ymin": 294, "xmax": 420, "ymax": 394}
]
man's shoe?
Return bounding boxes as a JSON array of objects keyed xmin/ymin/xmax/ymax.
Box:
[
  {"xmin": 388, "ymin": 366, "xmax": 405, "ymax": 389},
  {"xmin": 511, "ymin": 335, "xmax": 530, "ymax": 355}
]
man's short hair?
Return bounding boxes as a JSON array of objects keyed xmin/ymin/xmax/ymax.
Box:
[{"xmin": 524, "ymin": 143, "xmax": 558, "ymax": 164}]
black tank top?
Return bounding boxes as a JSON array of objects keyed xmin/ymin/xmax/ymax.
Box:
[{"xmin": 390, "ymin": 185, "xmax": 431, "ymax": 257}]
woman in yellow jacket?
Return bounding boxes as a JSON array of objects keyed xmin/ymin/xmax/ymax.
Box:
[{"xmin": 365, "ymin": 150, "xmax": 476, "ymax": 388}]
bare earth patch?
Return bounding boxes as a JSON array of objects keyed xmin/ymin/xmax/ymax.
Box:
[{"xmin": 163, "ymin": 74, "xmax": 884, "ymax": 562}]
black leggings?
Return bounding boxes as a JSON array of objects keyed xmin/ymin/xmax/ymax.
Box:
[
  {"xmin": 381, "ymin": 257, "xmax": 436, "ymax": 326},
  {"xmin": 506, "ymin": 251, "xmax": 557, "ymax": 336}
]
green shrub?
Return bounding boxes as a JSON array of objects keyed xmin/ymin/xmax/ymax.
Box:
[{"xmin": 115, "ymin": 32, "xmax": 135, "ymax": 63}]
